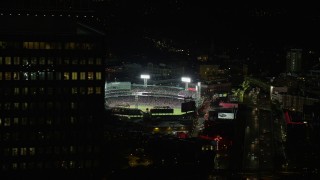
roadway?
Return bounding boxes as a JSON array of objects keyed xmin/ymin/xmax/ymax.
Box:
[{"xmin": 241, "ymin": 89, "xmax": 275, "ymax": 179}]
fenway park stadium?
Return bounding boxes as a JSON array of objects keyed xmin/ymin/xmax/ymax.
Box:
[{"xmin": 105, "ymin": 81, "xmax": 203, "ymax": 136}]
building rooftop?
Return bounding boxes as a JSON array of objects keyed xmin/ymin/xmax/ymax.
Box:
[{"xmin": 0, "ymin": 15, "xmax": 105, "ymax": 36}]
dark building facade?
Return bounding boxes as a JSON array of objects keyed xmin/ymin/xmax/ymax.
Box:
[{"xmin": 0, "ymin": 15, "xmax": 106, "ymax": 179}]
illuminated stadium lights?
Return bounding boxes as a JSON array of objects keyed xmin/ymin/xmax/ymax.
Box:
[
  {"xmin": 141, "ymin": 74, "xmax": 150, "ymax": 87},
  {"xmin": 196, "ymin": 82, "xmax": 201, "ymax": 107},
  {"xmin": 181, "ymin": 77, "xmax": 191, "ymax": 90}
]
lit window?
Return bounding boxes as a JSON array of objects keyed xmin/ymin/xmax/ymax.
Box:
[
  {"xmin": 12, "ymin": 163, "xmax": 18, "ymax": 170},
  {"xmin": 39, "ymin": 87, "xmax": 45, "ymax": 94},
  {"xmin": 30, "ymin": 87, "xmax": 37, "ymax": 95},
  {"xmin": 29, "ymin": 148, "xmax": 36, "ymax": 155},
  {"xmin": 23, "ymin": 42, "xmax": 29, "ymax": 48},
  {"xmin": 30, "ymin": 72, "xmax": 37, "ymax": 80},
  {"xmin": 13, "ymin": 117, "xmax": 19, "ymax": 125},
  {"xmin": 21, "ymin": 148, "xmax": 27, "ymax": 156},
  {"xmin": 47, "ymin": 72, "xmax": 53, "ymax": 80},
  {"xmin": 63, "ymin": 72, "xmax": 69, "ymax": 80},
  {"xmin": 88, "ymin": 87, "xmax": 94, "ymax": 94},
  {"xmin": 96, "ymin": 87, "xmax": 101, "ymax": 94},
  {"xmin": 71, "ymin": 87, "xmax": 78, "ymax": 94},
  {"xmin": 88, "ymin": 72, "xmax": 94, "ymax": 80},
  {"xmin": 22, "ymin": 72, "xmax": 28, "ymax": 80},
  {"xmin": 0, "ymin": 72, "xmax": 2, "ymax": 80},
  {"xmin": 34, "ymin": 42, "xmax": 39, "ymax": 49},
  {"xmin": 70, "ymin": 117, "xmax": 76, "ymax": 124},
  {"xmin": 13, "ymin": 57, "xmax": 20, "ymax": 65},
  {"xmin": 28, "ymin": 42, "xmax": 34, "ymax": 49},
  {"xmin": 13, "ymin": 72, "xmax": 20, "ymax": 80},
  {"xmin": 46, "ymin": 118, "xmax": 52, "ymax": 125},
  {"xmin": 80, "ymin": 72, "xmax": 85, "ymax": 80},
  {"xmin": 0, "ymin": 57, "xmax": 2, "ymax": 64},
  {"xmin": 13, "ymin": 103, "xmax": 19, "ymax": 110},
  {"xmin": 40, "ymin": 42, "xmax": 45, "ymax": 49},
  {"xmin": 71, "ymin": 102, "xmax": 77, "ymax": 109},
  {"xmin": 4, "ymin": 118, "xmax": 11, "ymax": 126},
  {"xmin": 21, "ymin": 103, "xmax": 28, "ymax": 110},
  {"xmin": 22, "ymin": 88, "xmax": 28, "ymax": 95},
  {"xmin": 95, "ymin": 72, "xmax": 101, "ymax": 80},
  {"xmin": 5, "ymin": 57, "xmax": 11, "ymax": 65},
  {"xmin": 5, "ymin": 72, "xmax": 11, "ymax": 80},
  {"xmin": 31, "ymin": 57, "xmax": 37, "ymax": 64},
  {"xmin": 39, "ymin": 72, "xmax": 45, "ymax": 80},
  {"xmin": 70, "ymin": 161, "xmax": 75, "ymax": 168},
  {"xmin": 22, "ymin": 58, "xmax": 28, "ymax": 65},
  {"xmin": 45, "ymin": 42, "xmax": 51, "ymax": 49},
  {"xmin": 71, "ymin": 72, "xmax": 77, "ymax": 80},
  {"xmin": 69, "ymin": 42, "xmax": 75, "ymax": 49},
  {"xmin": 14, "ymin": 88, "xmax": 19, "ymax": 94}
]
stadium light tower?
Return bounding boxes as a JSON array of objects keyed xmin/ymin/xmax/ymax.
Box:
[
  {"xmin": 181, "ymin": 77, "xmax": 191, "ymax": 90},
  {"xmin": 197, "ymin": 82, "xmax": 201, "ymax": 98},
  {"xmin": 141, "ymin": 74, "xmax": 150, "ymax": 87},
  {"xmin": 196, "ymin": 82, "xmax": 201, "ymax": 107}
]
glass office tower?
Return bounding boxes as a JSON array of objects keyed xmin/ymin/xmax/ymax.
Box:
[{"xmin": 0, "ymin": 15, "xmax": 106, "ymax": 178}]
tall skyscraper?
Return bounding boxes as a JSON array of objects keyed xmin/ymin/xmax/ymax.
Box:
[
  {"xmin": 286, "ymin": 48, "xmax": 302, "ymax": 74},
  {"xmin": 0, "ymin": 11, "xmax": 106, "ymax": 179}
]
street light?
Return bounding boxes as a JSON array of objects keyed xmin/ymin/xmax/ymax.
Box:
[
  {"xmin": 214, "ymin": 135, "xmax": 222, "ymax": 151},
  {"xmin": 196, "ymin": 82, "xmax": 201, "ymax": 107},
  {"xmin": 141, "ymin": 74, "xmax": 150, "ymax": 87},
  {"xmin": 181, "ymin": 77, "xmax": 191, "ymax": 90}
]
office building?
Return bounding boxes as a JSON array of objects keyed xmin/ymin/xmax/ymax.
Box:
[
  {"xmin": 0, "ymin": 14, "xmax": 106, "ymax": 179},
  {"xmin": 286, "ymin": 48, "xmax": 302, "ymax": 74}
]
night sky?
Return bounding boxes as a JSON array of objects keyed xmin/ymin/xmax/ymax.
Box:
[
  {"xmin": 2, "ymin": 1, "xmax": 318, "ymax": 62},
  {"xmin": 96, "ymin": 1, "xmax": 320, "ymax": 62}
]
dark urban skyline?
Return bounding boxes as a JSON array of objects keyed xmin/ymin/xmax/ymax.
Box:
[
  {"xmin": 2, "ymin": 1, "xmax": 320, "ymax": 50},
  {"xmin": 91, "ymin": 2, "xmax": 320, "ymax": 67},
  {"xmin": 1, "ymin": 2, "xmax": 320, "ymax": 179}
]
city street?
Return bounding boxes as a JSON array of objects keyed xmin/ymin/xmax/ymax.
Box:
[{"xmin": 241, "ymin": 89, "xmax": 275, "ymax": 178}]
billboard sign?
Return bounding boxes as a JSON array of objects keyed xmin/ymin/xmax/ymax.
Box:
[
  {"xmin": 219, "ymin": 102, "xmax": 238, "ymax": 109},
  {"xmin": 218, "ymin": 113, "xmax": 234, "ymax": 119},
  {"xmin": 106, "ymin": 82, "xmax": 131, "ymax": 91}
]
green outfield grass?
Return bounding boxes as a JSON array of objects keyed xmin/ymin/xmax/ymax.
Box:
[{"xmin": 132, "ymin": 105, "xmax": 184, "ymax": 115}]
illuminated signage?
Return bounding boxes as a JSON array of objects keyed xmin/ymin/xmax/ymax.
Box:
[
  {"xmin": 140, "ymin": 74, "xmax": 150, "ymax": 79},
  {"xmin": 219, "ymin": 102, "xmax": 238, "ymax": 108},
  {"xmin": 218, "ymin": 113, "xmax": 234, "ymax": 119},
  {"xmin": 181, "ymin": 77, "xmax": 191, "ymax": 83}
]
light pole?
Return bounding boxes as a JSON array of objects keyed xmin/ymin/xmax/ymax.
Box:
[
  {"xmin": 141, "ymin": 74, "xmax": 150, "ymax": 88},
  {"xmin": 196, "ymin": 82, "xmax": 201, "ymax": 107},
  {"xmin": 214, "ymin": 135, "xmax": 222, "ymax": 151},
  {"xmin": 181, "ymin": 77, "xmax": 191, "ymax": 91}
]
